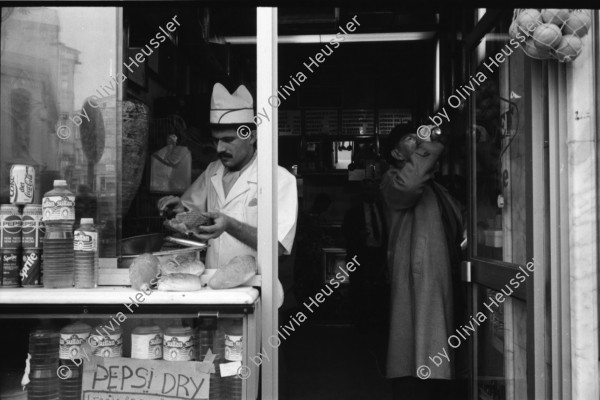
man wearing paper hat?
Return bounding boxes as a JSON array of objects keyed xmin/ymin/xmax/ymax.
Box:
[{"xmin": 158, "ymin": 83, "xmax": 298, "ymax": 306}]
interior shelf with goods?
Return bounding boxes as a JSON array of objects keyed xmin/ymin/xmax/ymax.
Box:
[
  {"xmin": 0, "ymin": 288, "xmax": 261, "ymax": 400},
  {"xmin": 278, "ymin": 107, "xmax": 411, "ymax": 174}
]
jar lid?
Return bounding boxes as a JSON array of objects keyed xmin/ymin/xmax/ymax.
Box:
[
  {"xmin": 80, "ymin": 218, "xmax": 94, "ymax": 225},
  {"xmin": 54, "ymin": 180, "xmax": 67, "ymax": 186},
  {"xmin": 29, "ymin": 329, "xmax": 60, "ymax": 340},
  {"xmin": 60, "ymin": 321, "xmax": 92, "ymax": 335},
  {"xmin": 133, "ymin": 325, "xmax": 162, "ymax": 335},
  {"xmin": 165, "ymin": 325, "xmax": 194, "ymax": 336},
  {"xmin": 92, "ymin": 325, "xmax": 122, "ymax": 335}
]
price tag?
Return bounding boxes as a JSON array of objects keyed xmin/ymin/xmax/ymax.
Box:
[{"xmin": 219, "ymin": 361, "xmax": 242, "ymax": 378}]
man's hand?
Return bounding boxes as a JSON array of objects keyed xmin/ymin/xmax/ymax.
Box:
[
  {"xmin": 191, "ymin": 211, "xmax": 287, "ymax": 255},
  {"xmin": 193, "ymin": 211, "xmax": 230, "ymax": 241},
  {"xmin": 157, "ymin": 195, "xmax": 185, "ymax": 214},
  {"xmin": 193, "ymin": 211, "xmax": 259, "ymax": 251}
]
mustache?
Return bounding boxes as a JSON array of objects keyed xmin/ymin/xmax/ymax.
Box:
[{"xmin": 218, "ymin": 152, "xmax": 232, "ymax": 158}]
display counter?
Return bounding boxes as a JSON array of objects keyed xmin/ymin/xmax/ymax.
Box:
[
  {"xmin": 0, "ymin": 286, "xmax": 261, "ymax": 400},
  {"xmin": 0, "ymin": 287, "xmax": 259, "ymax": 305}
]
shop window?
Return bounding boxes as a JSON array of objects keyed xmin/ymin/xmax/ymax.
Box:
[{"xmin": 0, "ymin": 7, "xmax": 120, "ymax": 257}]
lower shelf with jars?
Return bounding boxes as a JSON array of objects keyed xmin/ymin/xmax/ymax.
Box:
[{"xmin": 0, "ymin": 291, "xmax": 260, "ymax": 400}]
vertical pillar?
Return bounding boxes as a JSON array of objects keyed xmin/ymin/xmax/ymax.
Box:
[
  {"xmin": 257, "ymin": 7, "xmax": 279, "ymax": 400},
  {"xmin": 566, "ymin": 16, "xmax": 599, "ymax": 400}
]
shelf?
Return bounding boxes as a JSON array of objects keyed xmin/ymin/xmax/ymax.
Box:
[
  {"xmin": 279, "ymin": 134, "xmax": 376, "ymax": 140},
  {"xmin": 300, "ymin": 171, "xmax": 348, "ymax": 177},
  {"xmin": 0, "ymin": 286, "xmax": 259, "ymax": 305},
  {"xmin": 305, "ymin": 134, "xmax": 376, "ymax": 141}
]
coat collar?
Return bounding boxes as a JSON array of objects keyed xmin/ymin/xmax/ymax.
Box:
[{"xmin": 210, "ymin": 153, "xmax": 258, "ymax": 206}]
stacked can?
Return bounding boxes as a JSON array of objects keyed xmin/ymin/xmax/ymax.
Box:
[
  {"xmin": 1, "ymin": 164, "xmax": 37, "ymax": 288},
  {"xmin": 21, "ymin": 205, "xmax": 44, "ymax": 286},
  {"xmin": 10, "ymin": 164, "xmax": 36, "ymax": 205},
  {"xmin": 0, "ymin": 204, "xmax": 22, "ymax": 287}
]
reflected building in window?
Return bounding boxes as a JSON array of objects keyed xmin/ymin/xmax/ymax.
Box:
[{"xmin": 0, "ymin": 6, "xmax": 120, "ymax": 258}]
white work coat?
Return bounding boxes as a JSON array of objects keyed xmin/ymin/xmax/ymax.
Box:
[{"xmin": 180, "ymin": 155, "xmax": 298, "ymax": 270}]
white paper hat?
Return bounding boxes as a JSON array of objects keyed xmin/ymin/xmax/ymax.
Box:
[{"xmin": 210, "ymin": 83, "xmax": 254, "ymax": 125}]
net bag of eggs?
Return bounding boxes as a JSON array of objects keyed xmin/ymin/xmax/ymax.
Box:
[{"xmin": 509, "ymin": 9, "xmax": 592, "ymax": 62}]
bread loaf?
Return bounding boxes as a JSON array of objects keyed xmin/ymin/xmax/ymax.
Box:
[
  {"xmin": 157, "ymin": 273, "xmax": 203, "ymax": 291},
  {"xmin": 160, "ymin": 259, "xmax": 205, "ymax": 276},
  {"xmin": 208, "ymin": 255, "xmax": 257, "ymax": 289},
  {"xmin": 129, "ymin": 253, "xmax": 160, "ymax": 291}
]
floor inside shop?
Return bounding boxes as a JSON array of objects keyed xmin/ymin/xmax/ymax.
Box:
[{"xmin": 283, "ymin": 322, "xmax": 392, "ymax": 400}]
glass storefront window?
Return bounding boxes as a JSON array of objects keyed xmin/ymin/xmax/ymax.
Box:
[
  {"xmin": 1, "ymin": 7, "xmax": 120, "ymax": 257},
  {"xmin": 471, "ymin": 15, "xmax": 529, "ymax": 266},
  {"xmin": 475, "ymin": 287, "xmax": 527, "ymax": 400}
]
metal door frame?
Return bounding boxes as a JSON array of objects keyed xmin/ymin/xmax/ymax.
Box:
[
  {"xmin": 464, "ymin": 10, "xmax": 548, "ymax": 400},
  {"xmin": 257, "ymin": 7, "xmax": 279, "ymax": 400}
]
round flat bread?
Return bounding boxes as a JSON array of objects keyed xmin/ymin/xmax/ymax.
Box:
[{"xmin": 176, "ymin": 211, "xmax": 211, "ymax": 228}]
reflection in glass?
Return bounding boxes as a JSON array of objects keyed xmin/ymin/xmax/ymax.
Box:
[
  {"xmin": 477, "ymin": 288, "xmax": 507, "ymax": 400},
  {"xmin": 0, "ymin": 7, "xmax": 119, "ymax": 256},
  {"xmin": 472, "ymin": 18, "xmax": 528, "ymax": 266},
  {"xmin": 475, "ymin": 287, "xmax": 527, "ymax": 400}
]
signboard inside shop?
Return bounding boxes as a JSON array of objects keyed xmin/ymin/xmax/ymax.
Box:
[{"xmin": 82, "ymin": 356, "xmax": 212, "ymax": 400}]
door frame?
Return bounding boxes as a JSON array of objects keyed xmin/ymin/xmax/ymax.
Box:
[
  {"xmin": 463, "ymin": 9, "xmax": 548, "ymax": 400},
  {"xmin": 257, "ymin": 7, "xmax": 279, "ymax": 400}
]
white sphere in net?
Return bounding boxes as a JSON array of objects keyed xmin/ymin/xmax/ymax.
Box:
[
  {"xmin": 563, "ymin": 10, "xmax": 591, "ymax": 37},
  {"xmin": 533, "ymin": 23, "xmax": 563, "ymax": 50},
  {"xmin": 540, "ymin": 9, "xmax": 570, "ymax": 26},
  {"xmin": 516, "ymin": 9, "xmax": 543, "ymax": 33},
  {"xmin": 555, "ymin": 34, "xmax": 583, "ymax": 62}
]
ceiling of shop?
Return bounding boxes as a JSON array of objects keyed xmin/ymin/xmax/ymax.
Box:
[
  {"xmin": 207, "ymin": 7, "xmax": 439, "ymax": 37},
  {"xmin": 127, "ymin": 7, "xmax": 440, "ymax": 52},
  {"xmin": 126, "ymin": 6, "xmax": 438, "ymax": 119}
]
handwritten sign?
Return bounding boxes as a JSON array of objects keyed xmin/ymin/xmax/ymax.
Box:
[{"xmin": 82, "ymin": 355, "xmax": 212, "ymax": 400}]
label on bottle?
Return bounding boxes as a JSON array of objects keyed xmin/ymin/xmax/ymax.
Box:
[
  {"xmin": 74, "ymin": 230, "xmax": 97, "ymax": 251},
  {"xmin": 42, "ymin": 195, "xmax": 75, "ymax": 221},
  {"xmin": 60, "ymin": 332, "xmax": 90, "ymax": 359},
  {"xmin": 224, "ymin": 334, "xmax": 243, "ymax": 362},
  {"xmin": 163, "ymin": 334, "xmax": 195, "ymax": 361},
  {"xmin": 89, "ymin": 333, "xmax": 123, "ymax": 358},
  {"xmin": 132, "ymin": 333, "xmax": 163, "ymax": 360}
]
